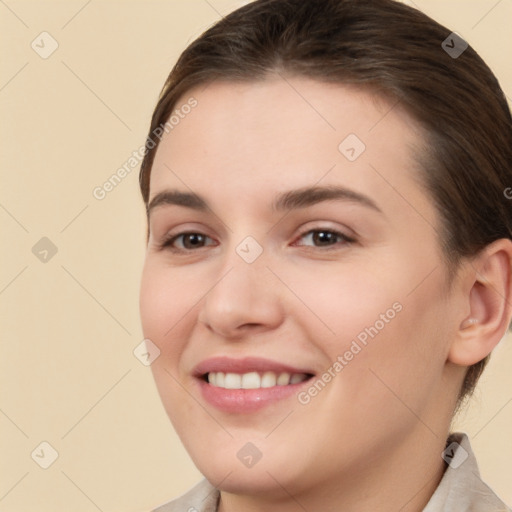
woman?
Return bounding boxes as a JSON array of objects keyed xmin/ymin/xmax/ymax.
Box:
[{"xmin": 138, "ymin": 0, "xmax": 512, "ymax": 510}]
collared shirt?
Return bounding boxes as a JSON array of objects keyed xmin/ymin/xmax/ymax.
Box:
[{"xmin": 152, "ymin": 432, "xmax": 511, "ymax": 511}]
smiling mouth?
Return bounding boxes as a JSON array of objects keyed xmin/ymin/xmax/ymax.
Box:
[{"xmin": 203, "ymin": 371, "xmax": 314, "ymax": 389}]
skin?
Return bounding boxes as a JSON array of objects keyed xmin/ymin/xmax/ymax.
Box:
[{"xmin": 139, "ymin": 76, "xmax": 512, "ymax": 512}]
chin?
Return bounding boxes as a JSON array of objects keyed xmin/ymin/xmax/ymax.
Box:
[
  {"xmin": 186, "ymin": 436, "xmax": 310, "ymax": 497},
  {"xmin": 200, "ymin": 463, "xmax": 299, "ymax": 497}
]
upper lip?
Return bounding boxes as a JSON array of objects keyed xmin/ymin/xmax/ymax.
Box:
[{"xmin": 193, "ymin": 356, "xmax": 315, "ymax": 377}]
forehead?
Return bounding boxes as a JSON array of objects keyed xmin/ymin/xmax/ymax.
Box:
[{"xmin": 149, "ymin": 77, "xmax": 433, "ymax": 221}]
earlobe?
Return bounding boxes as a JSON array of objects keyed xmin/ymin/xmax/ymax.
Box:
[{"xmin": 448, "ymin": 239, "xmax": 512, "ymax": 367}]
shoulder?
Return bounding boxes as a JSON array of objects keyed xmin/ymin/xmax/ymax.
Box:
[
  {"xmin": 151, "ymin": 479, "xmax": 220, "ymax": 512},
  {"xmin": 423, "ymin": 432, "xmax": 511, "ymax": 512}
]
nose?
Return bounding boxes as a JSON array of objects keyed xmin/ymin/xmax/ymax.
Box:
[{"xmin": 197, "ymin": 250, "xmax": 286, "ymax": 339}]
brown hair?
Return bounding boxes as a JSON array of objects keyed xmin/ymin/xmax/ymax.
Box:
[{"xmin": 139, "ymin": 0, "xmax": 512, "ymax": 404}]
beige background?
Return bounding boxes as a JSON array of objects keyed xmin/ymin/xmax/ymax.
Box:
[{"xmin": 1, "ymin": 0, "xmax": 511, "ymax": 510}]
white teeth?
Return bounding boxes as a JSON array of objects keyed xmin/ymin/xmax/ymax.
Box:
[
  {"xmin": 290, "ymin": 373, "xmax": 305, "ymax": 384},
  {"xmin": 216, "ymin": 371, "xmax": 225, "ymax": 388},
  {"xmin": 241, "ymin": 372, "xmax": 260, "ymax": 389},
  {"xmin": 224, "ymin": 373, "xmax": 242, "ymax": 389},
  {"xmin": 261, "ymin": 371, "xmax": 277, "ymax": 388},
  {"xmin": 206, "ymin": 371, "xmax": 309, "ymax": 389},
  {"xmin": 277, "ymin": 372, "xmax": 291, "ymax": 385}
]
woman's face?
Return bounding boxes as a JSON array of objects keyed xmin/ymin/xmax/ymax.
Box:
[{"xmin": 139, "ymin": 77, "xmax": 465, "ymax": 496}]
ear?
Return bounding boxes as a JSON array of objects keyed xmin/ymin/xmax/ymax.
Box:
[{"xmin": 448, "ymin": 239, "xmax": 512, "ymax": 366}]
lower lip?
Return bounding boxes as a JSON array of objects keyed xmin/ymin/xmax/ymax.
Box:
[{"xmin": 198, "ymin": 378, "xmax": 312, "ymax": 413}]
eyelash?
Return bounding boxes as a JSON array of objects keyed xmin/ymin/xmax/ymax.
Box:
[{"xmin": 158, "ymin": 228, "xmax": 356, "ymax": 253}]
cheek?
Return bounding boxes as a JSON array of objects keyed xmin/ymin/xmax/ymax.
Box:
[
  {"xmin": 139, "ymin": 263, "xmax": 197, "ymax": 426},
  {"xmin": 340, "ymin": 274, "xmax": 451, "ymax": 418},
  {"xmin": 284, "ymin": 260, "xmax": 403, "ymax": 348},
  {"xmin": 292, "ymin": 257, "xmax": 449, "ymax": 394},
  {"xmin": 139, "ymin": 261, "xmax": 200, "ymax": 361}
]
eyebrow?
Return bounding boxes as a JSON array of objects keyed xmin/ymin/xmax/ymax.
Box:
[{"xmin": 147, "ymin": 185, "xmax": 383, "ymax": 217}]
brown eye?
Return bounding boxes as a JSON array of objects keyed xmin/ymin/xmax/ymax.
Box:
[
  {"xmin": 294, "ymin": 229, "xmax": 355, "ymax": 249},
  {"xmin": 161, "ymin": 232, "xmax": 215, "ymax": 251}
]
